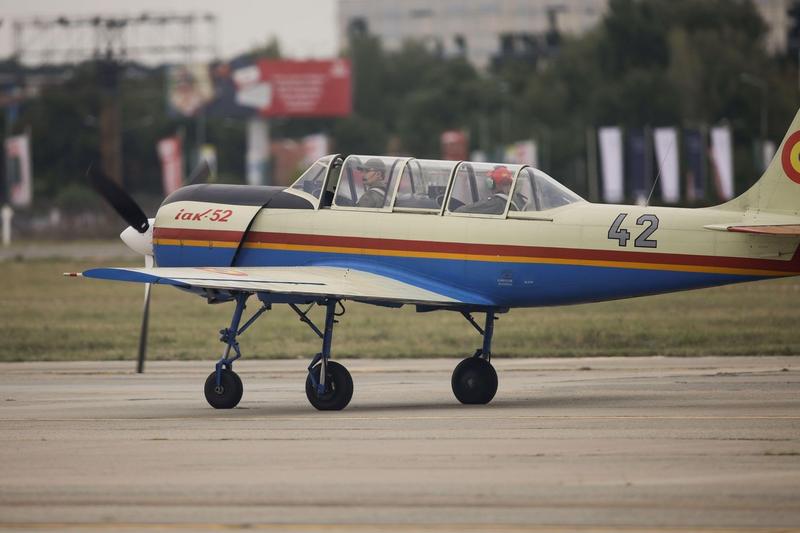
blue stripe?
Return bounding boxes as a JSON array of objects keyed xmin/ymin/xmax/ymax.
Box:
[{"xmin": 154, "ymin": 244, "xmax": 763, "ymax": 307}]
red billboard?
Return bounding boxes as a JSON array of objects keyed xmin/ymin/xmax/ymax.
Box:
[{"xmin": 231, "ymin": 59, "xmax": 351, "ymax": 118}]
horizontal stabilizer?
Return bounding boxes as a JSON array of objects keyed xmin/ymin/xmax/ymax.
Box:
[
  {"xmin": 82, "ymin": 265, "xmax": 490, "ymax": 307},
  {"xmin": 704, "ymin": 223, "xmax": 800, "ymax": 236}
]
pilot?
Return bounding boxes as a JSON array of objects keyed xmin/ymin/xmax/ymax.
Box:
[
  {"xmin": 356, "ymin": 158, "xmax": 388, "ymax": 208},
  {"xmin": 456, "ymin": 165, "xmax": 519, "ymax": 214}
]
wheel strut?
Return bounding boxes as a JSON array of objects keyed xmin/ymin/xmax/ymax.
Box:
[
  {"xmin": 205, "ymin": 292, "xmax": 270, "ymax": 409},
  {"xmin": 461, "ymin": 310, "xmax": 497, "ymax": 361},
  {"xmin": 302, "ymin": 299, "xmax": 353, "ymax": 411},
  {"xmin": 452, "ymin": 309, "xmax": 499, "ymax": 405},
  {"xmin": 307, "ymin": 299, "xmax": 338, "ymax": 395}
]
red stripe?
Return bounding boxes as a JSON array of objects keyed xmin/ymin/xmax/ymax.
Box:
[{"xmin": 154, "ymin": 227, "xmax": 800, "ymax": 274}]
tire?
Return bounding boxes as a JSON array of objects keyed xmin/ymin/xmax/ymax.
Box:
[
  {"xmin": 204, "ymin": 368, "xmax": 243, "ymax": 409},
  {"xmin": 451, "ymin": 357, "xmax": 498, "ymax": 405},
  {"xmin": 305, "ymin": 361, "xmax": 353, "ymax": 411}
]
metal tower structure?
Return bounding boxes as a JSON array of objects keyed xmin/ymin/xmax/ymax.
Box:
[
  {"xmin": 11, "ymin": 13, "xmax": 218, "ymax": 66},
  {"xmin": 7, "ymin": 13, "xmax": 219, "ymax": 184}
]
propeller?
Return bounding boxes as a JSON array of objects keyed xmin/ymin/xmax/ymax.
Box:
[
  {"xmin": 88, "ymin": 159, "xmax": 212, "ymax": 373},
  {"xmin": 87, "ymin": 165, "xmax": 149, "ymax": 233},
  {"xmin": 88, "ymin": 165, "xmax": 153, "ymax": 373}
]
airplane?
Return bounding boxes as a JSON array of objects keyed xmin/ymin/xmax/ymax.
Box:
[{"xmin": 73, "ymin": 109, "xmax": 800, "ymax": 411}]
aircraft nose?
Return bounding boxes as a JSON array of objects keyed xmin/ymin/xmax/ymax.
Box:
[{"xmin": 120, "ymin": 218, "xmax": 154, "ymax": 256}]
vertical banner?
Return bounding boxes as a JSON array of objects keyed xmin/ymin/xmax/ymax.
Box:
[
  {"xmin": 684, "ymin": 128, "xmax": 706, "ymax": 203},
  {"xmin": 761, "ymin": 140, "xmax": 776, "ymax": 173},
  {"xmin": 246, "ymin": 117, "xmax": 269, "ymax": 185},
  {"xmin": 626, "ymin": 128, "xmax": 648, "ymax": 205},
  {"xmin": 598, "ymin": 126, "xmax": 624, "ymax": 203},
  {"xmin": 653, "ymin": 127, "xmax": 680, "ymax": 204},
  {"xmin": 441, "ymin": 130, "xmax": 469, "ymax": 161},
  {"xmin": 5, "ymin": 134, "xmax": 32, "ymax": 208},
  {"xmin": 302, "ymin": 133, "xmax": 329, "ymax": 167},
  {"xmin": 710, "ymin": 125, "xmax": 734, "ymax": 201},
  {"xmin": 199, "ymin": 144, "xmax": 218, "ymax": 181},
  {"xmin": 157, "ymin": 136, "xmax": 184, "ymax": 195}
]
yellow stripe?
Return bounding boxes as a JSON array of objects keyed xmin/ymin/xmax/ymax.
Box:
[
  {"xmin": 153, "ymin": 239, "xmax": 796, "ymax": 278},
  {"xmin": 154, "ymin": 238, "xmax": 239, "ymax": 248}
]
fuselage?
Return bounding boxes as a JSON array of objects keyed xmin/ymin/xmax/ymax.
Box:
[{"xmin": 151, "ymin": 186, "xmax": 800, "ymax": 308}]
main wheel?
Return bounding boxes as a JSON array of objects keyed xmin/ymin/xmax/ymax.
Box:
[
  {"xmin": 451, "ymin": 357, "xmax": 498, "ymax": 405},
  {"xmin": 204, "ymin": 368, "xmax": 243, "ymax": 409},
  {"xmin": 305, "ymin": 361, "xmax": 353, "ymax": 411}
]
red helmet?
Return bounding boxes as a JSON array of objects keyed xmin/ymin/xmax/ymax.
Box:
[{"xmin": 487, "ymin": 166, "xmax": 513, "ymax": 188}]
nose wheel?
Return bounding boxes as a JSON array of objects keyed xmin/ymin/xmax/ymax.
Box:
[
  {"xmin": 451, "ymin": 357, "xmax": 497, "ymax": 404},
  {"xmin": 452, "ymin": 310, "xmax": 500, "ymax": 405},
  {"xmin": 204, "ymin": 368, "xmax": 243, "ymax": 409}
]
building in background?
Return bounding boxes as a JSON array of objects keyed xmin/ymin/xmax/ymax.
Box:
[{"xmin": 339, "ymin": 0, "xmax": 792, "ymax": 70}]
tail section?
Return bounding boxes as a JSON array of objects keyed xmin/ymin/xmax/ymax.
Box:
[{"xmin": 722, "ymin": 108, "xmax": 800, "ymax": 216}]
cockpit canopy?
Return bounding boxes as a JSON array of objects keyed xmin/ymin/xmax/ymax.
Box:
[{"xmin": 287, "ymin": 154, "xmax": 583, "ymax": 216}]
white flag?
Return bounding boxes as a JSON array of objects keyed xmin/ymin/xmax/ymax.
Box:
[
  {"xmin": 246, "ymin": 118, "xmax": 269, "ymax": 185},
  {"xmin": 762, "ymin": 140, "xmax": 776, "ymax": 172},
  {"xmin": 653, "ymin": 127, "xmax": 680, "ymax": 204},
  {"xmin": 598, "ymin": 127, "xmax": 624, "ymax": 203},
  {"xmin": 710, "ymin": 125, "xmax": 734, "ymax": 200},
  {"xmin": 5, "ymin": 134, "xmax": 32, "ymax": 208}
]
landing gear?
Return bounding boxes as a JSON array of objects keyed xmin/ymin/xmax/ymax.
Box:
[
  {"xmin": 452, "ymin": 310, "xmax": 499, "ymax": 405},
  {"xmin": 296, "ymin": 299, "xmax": 353, "ymax": 411},
  {"xmin": 204, "ymin": 368, "xmax": 243, "ymax": 409},
  {"xmin": 204, "ymin": 292, "xmax": 269, "ymax": 409},
  {"xmin": 306, "ymin": 361, "xmax": 353, "ymax": 410}
]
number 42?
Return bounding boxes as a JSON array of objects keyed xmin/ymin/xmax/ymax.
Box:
[{"xmin": 608, "ymin": 213, "xmax": 659, "ymax": 248}]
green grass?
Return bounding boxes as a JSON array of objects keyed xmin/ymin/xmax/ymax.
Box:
[{"xmin": 1, "ymin": 258, "xmax": 799, "ymax": 361}]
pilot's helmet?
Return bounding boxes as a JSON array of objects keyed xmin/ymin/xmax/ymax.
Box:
[
  {"xmin": 487, "ymin": 166, "xmax": 513, "ymax": 189},
  {"xmin": 357, "ymin": 158, "xmax": 386, "ymax": 176}
]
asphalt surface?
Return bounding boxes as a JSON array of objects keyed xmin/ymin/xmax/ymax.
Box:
[{"xmin": 0, "ymin": 357, "xmax": 798, "ymax": 532}]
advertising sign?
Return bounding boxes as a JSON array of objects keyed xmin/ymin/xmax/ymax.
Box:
[
  {"xmin": 504, "ymin": 140, "xmax": 538, "ymax": 167},
  {"xmin": 167, "ymin": 64, "xmax": 214, "ymax": 117},
  {"xmin": 227, "ymin": 59, "xmax": 351, "ymax": 118}
]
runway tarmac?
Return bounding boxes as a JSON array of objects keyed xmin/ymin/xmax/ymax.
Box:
[{"xmin": 0, "ymin": 357, "xmax": 798, "ymax": 532}]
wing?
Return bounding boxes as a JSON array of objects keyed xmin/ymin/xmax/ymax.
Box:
[{"xmin": 81, "ymin": 265, "xmax": 492, "ymax": 307}]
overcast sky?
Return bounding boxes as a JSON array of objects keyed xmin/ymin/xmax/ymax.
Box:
[{"xmin": 0, "ymin": 0, "xmax": 339, "ymax": 62}]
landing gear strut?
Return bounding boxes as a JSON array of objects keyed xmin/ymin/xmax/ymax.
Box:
[
  {"xmin": 452, "ymin": 310, "xmax": 499, "ymax": 405},
  {"xmin": 293, "ymin": 299, "xmax": 353, "ymax": 411}
]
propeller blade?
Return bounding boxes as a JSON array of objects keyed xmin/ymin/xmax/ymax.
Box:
[
  {"xmin": 186, "ymin": 160, "xmax": 211, "ymax": 186},
  {"xmin": 88, "ymin": 166, "xmax": 149, "ymax": 233},
  {"xmin": 137, "ymin": 282, "xmax": 151, "ymax": 373},
  {"xmin": 137, "ymin": 255, "xmax": 154, "ymax": 374}
]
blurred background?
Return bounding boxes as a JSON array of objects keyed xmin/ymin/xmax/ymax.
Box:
[{"xmin": 0, "ymin": 0, "xmax": 799, "ymax": 240}]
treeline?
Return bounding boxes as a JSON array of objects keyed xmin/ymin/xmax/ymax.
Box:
[{"xmin": 5, "ymin": 0, "xmax": 799, "ymax": 207}]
